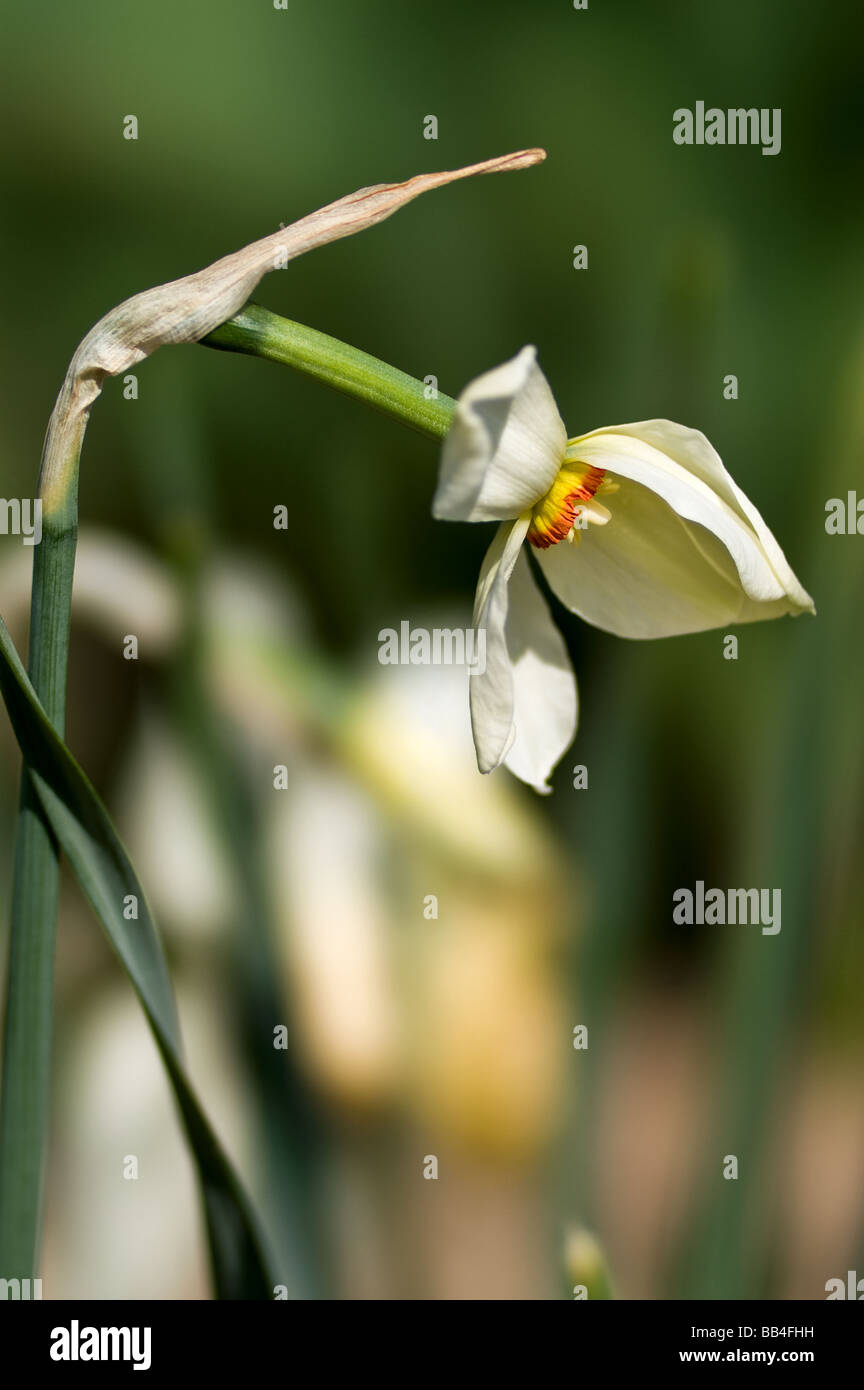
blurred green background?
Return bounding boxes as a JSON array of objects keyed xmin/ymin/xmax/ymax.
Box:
[{"xmin": 1, "ymin": 0, "xmax": 862, "ymax": 1299}]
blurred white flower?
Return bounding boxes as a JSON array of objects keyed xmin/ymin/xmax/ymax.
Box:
[
  {"xmin": 342, "ymin": 657, "xmax": 554, "ymax": 882},
  {"xmin": 266, "ymin": 659, "xmax": 569, "ymax": 1144},
  {"xmin": 270, "ymin": 765, "xmax": 401, "ymax": 1109},
  {"xmin": 0, "ymin": 526, "xmax": 182, "ymax": 654},
  {"xmin": 117, "ymin": 712, "xmax": 237, "ymax": 941},
  {"xmin": 434, "ymin": 347, "xmax": 815, "ymax": 792},
  {"xmin": 44, "ymin": 977, "xmax": 253, "ymax": 1299}
]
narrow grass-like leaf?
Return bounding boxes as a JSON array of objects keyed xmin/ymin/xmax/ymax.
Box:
[
  {"xmin": 0, "ymin": 499, "xmax": 78, "ymax": 1278},
  {"xmin": 0, "ymin": 615, "xmax": 274, "ymax": 1299}
]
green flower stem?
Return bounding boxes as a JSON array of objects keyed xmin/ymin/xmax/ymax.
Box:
[
  {"xmin": 0, "ymin": 462, "xmax": 78, "ymax": 1280},
  {"xmin": 202, "ymin": 304, "xmax": 457, "ymax": 441}
]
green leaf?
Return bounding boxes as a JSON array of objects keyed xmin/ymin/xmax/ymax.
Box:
[{"xmin": 0, "ymin": 614, "xmax": 275, "ymax": 1299}]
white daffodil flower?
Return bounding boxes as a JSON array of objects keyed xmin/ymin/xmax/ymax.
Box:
[{"xmin": 433, "ymin": 347, "xmax": 815, "ymax": 793}]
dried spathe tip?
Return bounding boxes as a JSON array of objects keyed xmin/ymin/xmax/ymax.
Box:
[{"xmin": 39, "ymin": 149, "xmax": 547, "ymax": 508}]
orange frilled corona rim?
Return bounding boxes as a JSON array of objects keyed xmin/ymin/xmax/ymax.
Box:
[{"xmin": 527, "ymin": 464, "xmax": 607, "ymax": 549}]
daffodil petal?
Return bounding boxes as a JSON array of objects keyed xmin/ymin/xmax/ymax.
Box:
[
  {"xmin": 433, "ymin": 347, "xmax": 566, "ymax": 522},
  {"xmin": 538, "ymin": 472, "xmax": 806, "ymax": 639},
  {"xmin": 470, "ymin": 517, "xmax": 577, "ymax": 791},
  {"xmin": 501, "ymin": 550, "xmax": 578, "ymax": 794},
  {"xmin": 470, "ymin": 518, "xmax": 529, "ymax": 770},
  {"xmin": 566, "ymin": 435, "xmax": 781, "ymax": 605},
  {"xmin": 573, "ymin": 419, "xmax": 814, "ymax": 610}
]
